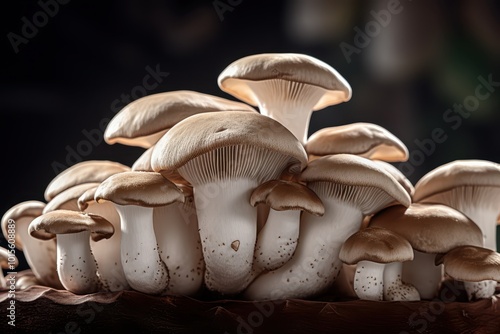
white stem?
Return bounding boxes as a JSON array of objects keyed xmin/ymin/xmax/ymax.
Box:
[
  {"xmin": 383, "ymin": 262, "xmax": 420, "ymax": 301},
  {"xmin": 463, "ymin": 280, "xmax": 497, "ymax": 300},
  {"xmin": 194, "ymin": 179, "xmax": 258, "ymax": 295},
  {"xmin": 153, "ymin": 202, "xmax": 204, "ymax": 296},
  {"xmin": 248, "ymin": 80, "xmax": 325, "ymax": 144},
  {"xmin": 56, "ymin": 231, "xmax": 100, "ymax": 294},
  {"xmin": 85, "ymin": 201, "xmax": 129, "ymax": 292},
  {"xmin": 244, "ymin": 200, "xmax": 363, "ymax": 300},
  {"xmin": 456, "ymin": 205, "xmax": 498, "ymax": 251},
  {"xmin": 253, "ymin": 209, "xmax": 300, "ymax": 272},
  {"xmin": 116, "ymin": 204, "xmax": 169, "ymax": 295},
  {"xmin": 402, "ymin": 250, "xmax": 443, "ymax": 299},
  {"xmin": 353, "ymin": 261, "xmax": 384, "ymax": 301}
]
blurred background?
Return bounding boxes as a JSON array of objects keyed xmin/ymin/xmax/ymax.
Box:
[{"xmin": 1, "ymin": 0, "xmax": 499, "ymax": 272}]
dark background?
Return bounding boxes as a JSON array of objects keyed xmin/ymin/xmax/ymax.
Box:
[{"xmin": 1, "ymin": 0, "xmax": 499, "ymax": 272}]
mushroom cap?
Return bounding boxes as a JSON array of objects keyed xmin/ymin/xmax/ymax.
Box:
[
  {"xmin": 250, "ymin": 179, "xmax": 325, "ymax": 216},
  {"xmin": 373, "ymin": 160, "xmax": 415, "ymax": 198},
  {"xmin": 77, "ymin": 186, "xmax": 99, "ymax": 211},
  {"xmin": 435, "ymin": 245, "xmax": 500, "ymax": 282},
  {"xmin": 95, "ymin": 171, "xmax": 185, "ymax": 207},
  {"xmin": 104, "ymin": 90, "xmax": 258, "ymax": 148},
  {"xmin": 413, "ymin": 159, "xmax": 500, "ymax": 202},
  {"xmin": 0, "ymin": 246, "xmax": 18, "ymax": 268},
  {"xmin": 150, "ymin": 111, "xmax": 308, "ymax": 182},
  {"xmin": 368, "ymin": 203, "xmax": 484, "ymax": 254},
  {"xmin": 305, "ymin": 122, "xmax": 409, "ymax": 162},
  {"xmin": 43, "ymin": 183, "xmax": 101, "ymax": 214},
  {"xmin": 299, "ymin": 154, "xmax": 411, "ymax": 214},
  {"xmin": 29, "ymin": 209, "xmax": 115, "ymax": 242},
  {"xmin": 1, "ymin": 200, "xmax": 46, "ymax": 250},
  {"xmin": 131, "ymin": 146, "xmax": 155, "ymax": 172},
  {"xmin": 339, "ymin": 226, "xmax": 414, "ymax": 265},
  {"xmin": 217, "ymin": 53, "xmax": 352, "ymax": 110},
  {"xmin": 44, "ymin": 160, "xmax": 131, "ymax": 202}
]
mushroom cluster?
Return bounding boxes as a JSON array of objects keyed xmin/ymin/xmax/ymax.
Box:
[{"xmin": 2, "ymin": 53, "xmax": 499, "ymax": 304}]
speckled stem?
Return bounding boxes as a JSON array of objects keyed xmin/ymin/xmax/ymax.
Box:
[
  {"xmin": 353, "ymin": 261, "xmax": 384, "ymax": 301},
  {"xmin": 383, "ymin": 262, "xmax": 420, "ymax": 301},
  {"xmin": 463, "ymin": 280, "xmax": 497, "ymax": 300},
  {"xmin": 56, "ymin": 231, "xmax": 100, "ymax": 294},
  {"xmin": 116, "ymin": 204, "xmax": 169, "ymax": 295}
]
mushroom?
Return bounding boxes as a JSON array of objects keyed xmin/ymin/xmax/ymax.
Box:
[
  {"xmin": 305, "ymin": 122, "xmax": 409, "ymax": 163},
  {"xmin": 339, "ymin": 226, "xmax": 420, "ymax": 301},
  {"xmin": 413, "ymin": 159, "xmax": 500, "ymax": 251},
  {"xmin": 95, "ymin": 171, "xmax": 185, "ymax": 295},
  {"xmin": 43, "ymin": 183, "xmax": 101, "ymax": 213},
  {"xmin": 250, "ymin": 179, "xmax": 325, "ymax": 273},
  {"xmin": 435, "ymin": 245, "xmax": 500, "ymax": 300},
  {"xmin": 368, "ymin": 203, "xmax": 484, "ymax": 299},
  {"xmin": 1, "ymin": 200, "xmax": 63, "ymax": 289},
  {"xmin": 44, "ymin": 160, "xmax": 130, "ymax": 202},
  {"xmin": 151, "ymin": 111, "xmax": 308, "ymax": 295},
  {"xmin": 243, "ymin": 154, "xmax": 411, "ymax": 301},
  {"xmin": 217, "ymin": 53, "xmax": 352, "ymax": 144},
  {"xmin": 104, "ymin": 90, "xmax": 258, "ymax": 149},
  {"xmin": 28, "ymin": 210, "xmax": 114, "ymax": 294},
  {"xmin": 0, "ymin": 246, "xmax": 18, "ymax": 289},
  {"xmin": 77, "ymin": 186, "xmax": 130, "ymax": 292}
]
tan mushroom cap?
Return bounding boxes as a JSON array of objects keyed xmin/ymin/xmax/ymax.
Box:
[
  {"xmin": 0, "ymin": 246, "xmax": 18, "ymax": 268},
  {"xmin": 373, "ymin": 160, "xmax": 415, "ymax": 198},
  {"xmin": 95, "ymin": 171, "xmax": 185, "ymax": 207},
  {"xmin": 299, "ymin": 154, "xmax": 411, "ymax": 214},
  {"xmin": 43, "ymin": 183, "xmax": 101, "ymax": 214},
  {"xmin": 104, "ymin": 90, "xmax": 258, "ymax": 149},
  {"xmin": 77, "ymin": 186, "xmax": 99, "ymax": 211},
  {"xmin": 29, "ymin": 210, "xmax": 114, "ymax": 242},
  {"xmin": 151, "ymin": 111, "xmax": 308, "ymax": 179},
  {"xmin": 44, "ymin": 160, "xmax": 131, "ymax": 202},
  {"xmin": 368, "ymin": 203, "xmax": 484, "ymax": 254},
  {"xmin": 435, "ymin": 245, "xmax": 500, "ymax": 282},
  {"xmin": 217, "ymin": 53, "xmax": 352, "ymax": 109},
  {"xmin": 339, "ymin": 226, "xmax": 414, "ymax": 265},
  {"xmin": 305, "ymin": 123, "xmax": 409, "ymax": 162},
  {"xmin": 413, "ymin": 159, "xmax": 500, "ymax": 202},
  {"xmin": 1, "ymin": 200, "xmax": 46, "ymax": 250},
  {"xmin": 250, "ymin": 179, "xmax": 325, "ymax": 216},
  {"xmin": 132, "ymin": 145, "xmax": 189, "ymax": 185}
]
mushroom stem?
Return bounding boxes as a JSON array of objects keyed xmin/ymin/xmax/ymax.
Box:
[
  {"xmin": 253, "ymin": 209, "xmax": 300, "ymax": 272},
  {"xmin": 56, "ymin": 230, "xmax": 101, "ymax": 294},
  {"xmin": 457, "ymin": 205, "xmax": 499, "ymax": 251},
  {"xmin": 194, "ymin": 179, "xmax": 257, "ymax": 295},
  {"xmin": 244, "ymin": 200, "xmax": 362, "ymax": 300},
  {"xmin": 402, "ymin": 250, "xmax": 443, "ymax": 299},
  {"xmin": 383, "ymin": 262, "xmax": 420, "ymax": 301},
  {"xmin": 247, "ymin": 80, "xmax": 325, "ymax": 144},
  {"xmin": 153, "ymin": 201, "xmax": 204, "ymax": 296},
  {"xmin": 463, "ymin": 280, "xmax": 497, "ymax": 300},
  {"xmin": 353, "ymin": 261, "xmax": 384, "ymax": 301},
  {"xmin": 116, "ymin": 204, "xmax": 169, "ymax": 295}
]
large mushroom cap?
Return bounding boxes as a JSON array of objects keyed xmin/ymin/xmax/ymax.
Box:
[
  {"xmin": 104, "ymin": 90, "xmax": 258, "ymax": 149},
  {"xmin": 151, "ymin": 111, "xmax": 308, "ymax": 181},
  {"xmin": 369, "ymin": 203, "xmax": 484, "ymax": 254},
  {"xmin": 43, "ymin": 183, "xmax": 101, "ymax": 214},
  {"xmin": 217, "ymin": 53, "xmax": 352, "ymax": 110},
  {"xmin": 44, "ymin": 160, "xmax": 131, "ymax": 202},
  {"xmin": 305, "ymin": 122, "xmax": 409, "ymax": 162},
  {"xmin": 413, "ymin": 159, "xmax": 500, "ymax": 202},
  {"xmin": 29, "ymin": 210, "xmax": 115, "ymax": 242},
  {"xmin": 339, "ymin": 226, "xmax": 414, "ymax": 265},
  {"xmin": 1, "ymin": 200, "xmax": 46, "ymax": 250}
]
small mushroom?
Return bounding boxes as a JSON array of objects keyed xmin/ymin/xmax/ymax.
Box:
[
  {"xmin": 244, "ymin": 154, "xmax": 411, "ymax": 300},
  {"xmin": 339, "ymin": 226, "xmax": 420, "ymax": 301},
  {"xmin": 250, "ymin": 179, "xmax": 324, "ymax": 273},
  {"xmin": 0, "ymin": 246, "xmax": 18, "ymax": 289},
  {"xmin": 305, "ymin": 122, "xmax": 409, "ymax": 163},
  {"xmin": 435, "ymin": 245, "xmax": 500, "ymax": 300},
  {"xmin": 1, "ymin": 201, "xmax": 63, "ymax": 289},
  {"xmin": 217, "ymin": 53, "xmax": 351, "ymax": 144},
  {"xmin": 368, "ymin": 203, "xmax": 484, "ymax": 299},
  {"xmin": 151, "ymin": 111, "xmax": 308, "ymax": 295},
  {"xmin": 28, "ymin": 210, "xmax": 114, "ymax": 294},
  {"xmin": 95, "ymin": 171, "xmax": 185, "ymax": 295}
]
